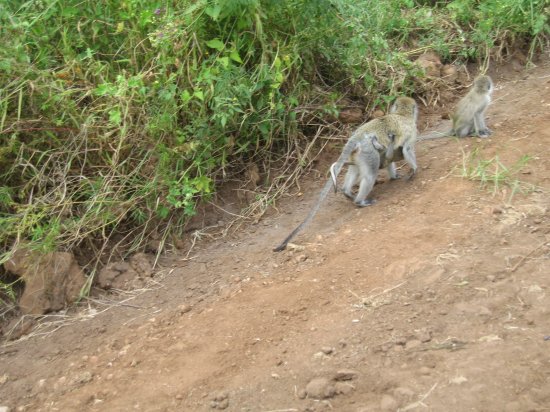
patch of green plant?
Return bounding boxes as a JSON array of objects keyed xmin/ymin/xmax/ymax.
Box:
[{"xmin": 460, "ymin": 148, "xmax": 535, "ymax": 200}]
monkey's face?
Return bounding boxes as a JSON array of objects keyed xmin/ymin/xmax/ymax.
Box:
[{"xmin": 475, "ymin": 75, "xmax": 493, "ymax": 94}]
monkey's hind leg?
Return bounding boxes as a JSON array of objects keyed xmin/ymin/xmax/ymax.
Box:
[
  {"xmin": 342, "ymin": 164, "xmax": 359, "ymax": 200},
  {"xmin": 387, "ymin": 162, "xmax": 399, "ymax": 180},
  {"xmin": 402, "ymin": 142, "xmax": 418, "ymax": 180},
  {"xmin": 353, "ymin": 150, "xmax": 379, "ymax": 207}
]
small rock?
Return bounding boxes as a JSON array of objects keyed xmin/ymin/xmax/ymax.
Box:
[
  {"xmin": 334, "ymin": 369, "xmax": 359, "ymax": 381},
  {"xmin": 70, "ymin": 371, "xmax": 93, "ymax": 386},
  {"xmin": 321, "ymin": 347, "xmax": 334, "ymax": 355},
  {"xmin": 380, "ymin": 394, "xmax": 398, "ymax": 411},
  {"xmin": 492, "ymin": 206, "xmax": 503, "ymax": 214},
  {"xmin": 216, "ymin": 399, "xmax": 229, "ymax": 410},
  {"xmin": 312, "ymin": 351, "xmax": 329, "ymax": 360},
  {"xmin": 178, "ymin": 304, "xmax": 192, "ymax": 314},
  {"xmin": 335, "ymin": 382, "xmax": 354, "ymax": 395},
  {"xmin": 305, "ymin": 377, "xmax": 336, "ymax": 399},
  {"xmin": 394, "ymin": 336, "xmax": 407, "ymax": 346},
  {"xmin": 294, "ymin": 254, "xmax": 308, "ymax": 263},
  {"xmin": 416, "ymin": 328, "xmax": 432, "ymax": 343},
  {"xmin": 0, "ymin": 406, "xmax": 10, "ymax": 412},
  {"xmin": 450, "ymin": 376, "xmax": 468, "ymax": 385},
  {"xmin": 212, "ymin": 391, "xmax": 228, "ymax": 402},
  {"xmin": 0, "ymin": 375, "xmax": 8, "ymax": 385},
  {"xmin": 53, "ymin": 376, "xmax": 67, "ymax": 391},
  {"xmin": 297, "ymin": 389, "xmax": 307, "ymax": 399},
  {"xmin": 419, "ymin": 366, "xmax": 431, "ymax": 375}
]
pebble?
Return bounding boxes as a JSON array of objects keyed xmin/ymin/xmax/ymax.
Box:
[
  {"xmin": 70, "ymin": 371, "xmax": 93, "ymax": 386},
  {"xmin": 334, "ymin": 369, "xmax": 359, "ymax": 381},
  {"xmin": 294, "ymin": 254, "xmax": 308, "ymax": 263},
  {"xmin": 212, "ymin": 391, "xmax": 228, "ymax": 402},
  {"xmin": 305, "ymin": 377, "xmax": 335, "ymax": 399},
  {"xmin": 419, "ymin": 366, "xmax": 432, "ymax": 375},
  {"xmin": 416, "ymin": 328, "xmax": 432, "ymax": 343},
  {"xmin": 210, "ymin": 391, "xmax": 229, "ymax": 410},
  {"xmin": 335, "ymin": 382, "xmax": 354, "ymax": 395},
  {"xmin": 178, "ymin": 304, "xmax": 192, "ymax": 314},
  {"xmin": 321, "ymin": 347, "xmax": 334, "ymax": 355}
]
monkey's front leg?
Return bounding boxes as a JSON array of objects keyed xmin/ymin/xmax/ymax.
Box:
[{"xmin": 474, "ymin": 113, "xmax": 492, "ymax": 137}]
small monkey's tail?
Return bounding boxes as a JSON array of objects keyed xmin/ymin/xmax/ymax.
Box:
[{"xmin": 273, "ymin": 138, "xmax": 358, "ymax": 252}]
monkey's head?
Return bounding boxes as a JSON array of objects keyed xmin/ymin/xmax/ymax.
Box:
[
  {"xmin": 390, "ymin": 96, "xmax": 418, "ymax": 122},
  {"xmin": 474, "ymin": 75, "xmax": 493, "ymax": 95}
]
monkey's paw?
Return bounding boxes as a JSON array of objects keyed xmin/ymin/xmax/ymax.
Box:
[
  {"xmin": 478, "ymin": 128, "xmax": 492, "ymax": 137},
  {"xmin": 355, "ymin": 199, "xmax": 376, "ymax": 207}
]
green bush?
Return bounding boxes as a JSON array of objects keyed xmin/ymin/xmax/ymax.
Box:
[{"xmin": 0, "ymin": 0, "xmax": 548, "ymax": 288}]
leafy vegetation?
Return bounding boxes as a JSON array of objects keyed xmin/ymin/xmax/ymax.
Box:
[
  {"xmin": 460, "ymin": 148, "xmax": 535, "ymax": 200},
  {"xmin": 0, "ymin": 0, "xmax": 548, "ymax": 290}
]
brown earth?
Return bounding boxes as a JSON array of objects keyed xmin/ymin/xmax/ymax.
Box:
[{"xmin": 1, "ymin": 56, "xmax": 550, "ymax": 412}]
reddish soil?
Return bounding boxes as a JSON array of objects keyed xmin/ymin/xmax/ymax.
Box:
[{"xmin": 1, "ymin": 57, "xmax": 549, "ymax": 412}]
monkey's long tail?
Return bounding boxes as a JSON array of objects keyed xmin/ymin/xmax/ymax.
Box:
[
  {"xmin": 273, "ymin": 141, "xmax": 354, "ymax": 252},
  {"xmin": 272, "ymin": 176, "xmax": 335, "ymax": 252},
  {"xmin": 417, "ymin": 125, "xmax": 454, "ymax": 141}
]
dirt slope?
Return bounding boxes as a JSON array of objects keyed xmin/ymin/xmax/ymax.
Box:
[{"xmin": 1, "ymin": 58, "xmax": 550, "ymax": 412}]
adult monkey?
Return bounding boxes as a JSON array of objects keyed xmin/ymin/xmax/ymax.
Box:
[{"xmin": 273, "ymin": 97, "xmax": 418, "ymax": 252}]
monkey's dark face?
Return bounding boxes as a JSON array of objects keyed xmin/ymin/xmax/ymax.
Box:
[{"xmin": 475, "ymin": 76, "xmax": 493, "ymax": 94}]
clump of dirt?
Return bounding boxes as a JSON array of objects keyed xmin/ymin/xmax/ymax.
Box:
[
  {"xmin": 4, "ymin": 248, "xmax": 86, "ymax": 315},
  {"xmin": 0, "ymin": 56, "xmax": 549, "ymax": 412}
]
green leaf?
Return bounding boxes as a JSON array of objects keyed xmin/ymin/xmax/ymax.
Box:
[
  {"xmin": 109, "ymin": 109, "xmax": 122, "ymax": 125},
  {"xmin": 206, "ymin": 38, "xmax": 225, "ymax": 51},
  {"xmin": 229, "ymin": 50, "xmax": 243, "ymax": 63},
  {"xmin": 180, "ymin": 90, "xmax": 192, "ymax": 104},
  {"xmin": 218, "ymin": 56, "xmax": 229, "ymax": 68},
  {"xmin": 205, "ymin": 5, "xmax": 221, "ymax": 21},
  {"xmin": 194, "ymin": 176, "xmax": 211, "ymax": 193},
  {"xmin": 193, "ymin": 89, "xmax": 204, "ymax": 101}
]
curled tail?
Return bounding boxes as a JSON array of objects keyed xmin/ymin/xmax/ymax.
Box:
[{"xmin": 273, "ymin": 139, "xmax": 357, "ymax": 252}]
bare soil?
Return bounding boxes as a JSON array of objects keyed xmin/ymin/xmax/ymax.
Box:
[{"xmin": 1, "ymin": 57, "xmax": 550, "ymax": 412}]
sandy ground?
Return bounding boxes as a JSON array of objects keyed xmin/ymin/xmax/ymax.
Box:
[{"xmin": 1, "ymin": 56, "xmax": 549, "ymax": 412}]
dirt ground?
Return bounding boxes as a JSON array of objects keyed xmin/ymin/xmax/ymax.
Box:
[{"xmin": 1, "ymin": 56, "xmax": 550, "ymax": 412}]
